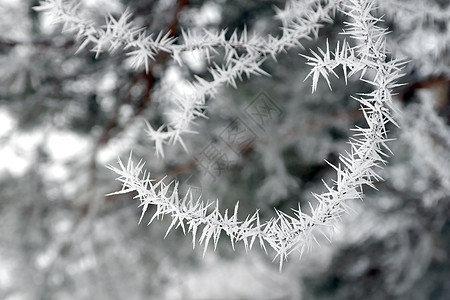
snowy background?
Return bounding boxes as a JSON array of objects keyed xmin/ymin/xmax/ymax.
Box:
[{"xmin": 0, "ymin": 0, "xmax": 449, "ymax": 299}]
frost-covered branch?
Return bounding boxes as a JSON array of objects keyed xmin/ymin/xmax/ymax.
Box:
[
  {"xmin": 146, "ymin": 0, "xmax": 340, "ymax": 156},
  {"xmin": 34, "ymin": 1, "xmax": 176, "ymax": 72},
  {"xmin": 106, "ymin": 0, "xmax": 404, "ymax": 268},
  {"xmin": 35, "ymin": 0, "xmax": 340, "ymax": 156},
  {"xmin": 34, "ymin": 0, "xmax": 338, "ymax": 68}
]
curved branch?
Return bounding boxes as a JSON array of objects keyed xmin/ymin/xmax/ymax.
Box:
[{"xmin": 107, "ymin": 0, "xmax": 404, "ymax": 269}]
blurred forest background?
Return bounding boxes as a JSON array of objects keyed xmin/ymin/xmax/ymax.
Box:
[{"xmin": 0, "ymin": 0, "xmax": 449, "ymax": 299}]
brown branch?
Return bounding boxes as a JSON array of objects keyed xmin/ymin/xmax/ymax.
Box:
[
  {"xmin": 89, "ymin": 0, "xmax": 192, "ymax": 208},
  {"xmin": 0, "ymin": 38, "xmax": 77, "ymax": 51},
  {"xmin": 96, "ymin": 0, "xmax": 191, "ymax": 147}
]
